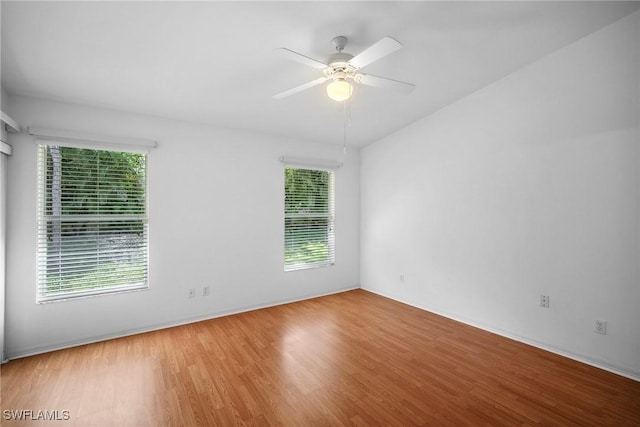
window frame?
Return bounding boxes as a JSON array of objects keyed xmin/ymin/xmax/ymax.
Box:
[
  {"xmin": 36, "ymin": 143, "xmax": 150, "ymax": 303},
  {"xmin": 284, "ymin": 166, "xmax": 335, "ymax": 272}
]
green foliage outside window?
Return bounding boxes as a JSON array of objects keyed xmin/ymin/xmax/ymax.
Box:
[
  {"xmin": 39, "ymin": 145, "xmax": 148, "ymax": 300},
  {"xmin": 284, "ymin": 167, "xmax": 334, "ymax": 269}
]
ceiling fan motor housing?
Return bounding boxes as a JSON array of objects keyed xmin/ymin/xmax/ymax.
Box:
[{"xmin": 326, "ymin": 52, "xmax": 355, "ymax": 79}]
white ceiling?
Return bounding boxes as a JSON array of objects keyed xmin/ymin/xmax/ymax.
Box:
[{"xmin": 2, "ymin": 1, "xmax": 639, "ymax": 147}]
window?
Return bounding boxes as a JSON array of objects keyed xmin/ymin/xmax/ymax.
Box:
[
  {"xmin": 284, "ymin": 167, "xmax": 335, "ymax": 271},
  {"xmin": 37, "ymin": 144, "xmax": 148, "ymax": 302}
]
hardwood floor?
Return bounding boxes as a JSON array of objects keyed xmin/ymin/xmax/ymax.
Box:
[{"xmin": 2, "ymin": 289, "xmax": 639, "ymax": 426}]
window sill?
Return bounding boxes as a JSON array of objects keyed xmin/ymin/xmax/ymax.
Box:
[
  {"xmin": 37, "ymin": 283, "xmax": 149, "ymax": 304},
  {"xmin": 284, "ymin": 262, "xmax": 335, "ymax": 272}
]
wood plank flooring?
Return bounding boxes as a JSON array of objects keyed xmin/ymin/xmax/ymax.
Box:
[{"xmin": 2, "ymin": 289, "xmax": 639, "ymax": 426}]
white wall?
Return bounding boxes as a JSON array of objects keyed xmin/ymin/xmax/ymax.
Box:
[
  {"xmin": 1, "ymin": 86, "xmax": 10, "ymax": 361},
  {"xmin": 5, "ymin": 95, "xmax": 360, "ymax": 358},
  {"xmin": 361, "ymin": 11, "xmax": 640, "ymax": 379}
]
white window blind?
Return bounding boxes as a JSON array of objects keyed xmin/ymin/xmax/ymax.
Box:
[
  {"xmin": 36, "ymin": 144, "xmax": 149, "ymax": 302},
  {"xmin": 284, "ymin": 167, "xmax": 335, "ymax": 271}
]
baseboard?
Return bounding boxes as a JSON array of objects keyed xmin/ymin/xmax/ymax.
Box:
[
  {"xmin": 4, "ymin": 285, "xmax": 360, "ymax": 362},
  {"xmin": 363, "ymin": 287, "xmax": 640, "ymax": 383}
]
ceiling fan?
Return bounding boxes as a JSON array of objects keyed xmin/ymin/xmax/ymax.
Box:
[{"xmin": 273, "ymin": 36, "xmax": 416, "ymax": 102}]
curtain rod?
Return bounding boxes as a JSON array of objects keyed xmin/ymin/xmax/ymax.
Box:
[
  {"xmin": 1, "ymin": 111, "xmax": 20, "ymax": 134},
  {"xmin": 0, "ymin": 141, "xmax": 11, "ymax": 156},
  {"xmin": 279, "ymin": 156, "xmax": 343, "ymax": 169},
  {"xmin": 28, "ymin": 127, "xmax": 158, "ymax": 150}
]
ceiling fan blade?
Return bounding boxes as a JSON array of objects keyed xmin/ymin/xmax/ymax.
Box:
[
  {"xmin": 275, "ymin": 48, "xmax": 327, "ymax": 70},
  {"xmin": 273, "ymin": 76, "xmax": 330, "ymax": 100},
  {"xmin": 348, "ymin": 36, "xmax": 402, "ymax": 69},
  {"xmin": 354, "ymin": 73, "xmax": 416, "ymax": 95}
]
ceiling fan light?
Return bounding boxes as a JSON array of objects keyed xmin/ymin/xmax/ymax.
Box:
[{"xmin": 326, "ymin": 79, "xmax": 353, "ymax": 102}]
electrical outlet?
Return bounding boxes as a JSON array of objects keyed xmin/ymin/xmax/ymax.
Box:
[
  {"xmin": 595, "ymin": 320, "xmax": 607, "ymax": 335},
  {"xmin": 400, "ymin": 273, "xmax": 405, "ymax": 283},
  {"xmin": 202, "ymin": 286, "xmax": 210, "ymax": 297},
  {"xmin": 540, "ymin": 295, "xmax": 550, "ymax": 308},
  {"xmin": 188, "ymin": 288, "xmax": 195, "ymax": 298}
]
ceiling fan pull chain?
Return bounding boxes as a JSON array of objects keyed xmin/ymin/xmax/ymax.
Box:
[
  {"xmin": 343, "ymin": 122, "xmax": 347, "ymax": 154},
  {"xmin": 343, "ymin": 100, "xmax": 351, "ymax": 154}
]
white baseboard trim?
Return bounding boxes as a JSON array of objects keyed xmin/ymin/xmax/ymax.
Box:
[
  {"xmin": 4, "ymin": 285, "xmax": 359, "ymax": 362},
  {"xmin": 363, "ymin": 287, "xmax": 640, "ymax": 383}
]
